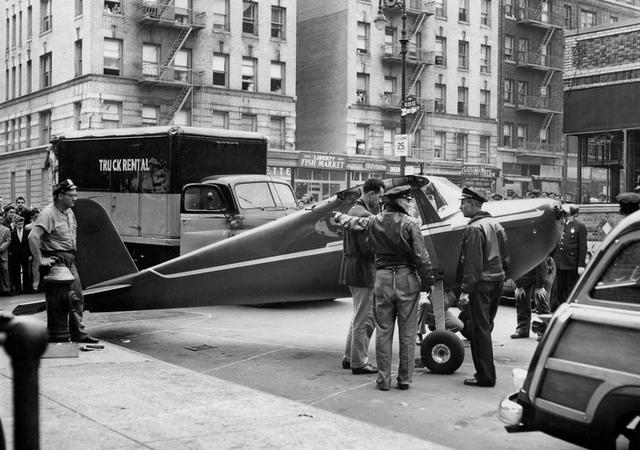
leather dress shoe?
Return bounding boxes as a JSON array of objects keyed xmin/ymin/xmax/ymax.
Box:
[
  {"xmin": 397, "ymin": 383, "xmax": 410, "ymax": 390},
  {"xmin": 463, "ymin": 378, "xmax": 495, "ymax": 387},
  {"xmin": 342, "ymin": 360, "xmax": 351, "ymax": 370},
  {"xmin": 75, "ymin": 336, "xmax": 99, "ymax": 344},
  {"xmin": 352, "ymin": 364, "xmax": 377, "ymax": 375},
  {"xmin": 510, "ymin": 333, "xmax": 529, "ymax": 339},
  {"xmin": 376, "ymin": 381, "xmax": 390, "ymax": 391}
]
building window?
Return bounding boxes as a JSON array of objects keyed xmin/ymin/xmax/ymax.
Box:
[
  {"xmin": 210, "ymin": 111, "xmax": 228, "ymax": 129},
  {"xmin": 74, "ymin": 40, "xmax": 83, "ymax": 77},
  {"xmin": 173, "ymin": 109, "xmax": 191, "ymax": 126},
  {"xmin": 516, "ymin": 124, "xmax": 527, "ymax": 148},
  {"xmin": 17, "ymin": 118, "xmax": 22, "ymax": 149},
  {"xmin": 240, "ymin": 114, "xmax": 257, "ymax": 132},
  {"xmin": 75, "ymin": 0, "xmax": 84, "ymax": 16},
  {"xmin": 5, "ymin": 19, "xmax": 9, "ymax": 51},
  {"xmin": 434, "ymin": 131, "xmax": 445, "ymax": 159},
  {"xmin": 25, "ymin": 115, "xmax": 31, "ymax": 147},
  {"xmin": 610, "ymin": 15, "xmax": 619, "ymax": 23},
  {"xmin": 102, "ymin": 101, "xmax": 121, "ymax": 129},
  {"xmin": 9, "ymin": 119, "xmax": 16, "ymax": 151},
  {"xmin": 242, "ymin": 57, "xmax": 256, "ymax": 91},
  {"xmin": 479, "ymin": 135, "xmax": 490, "ymax": 163},
  {"xmin": 103, "ymin": 38, "xmax": 122, "ymax": 76},
  {"xmin": 271, "ymin": 6, "xmax": 285, "ymax": 39},
  {"xmin": 142, "ymin": 44, "xmax": 159, "ymax": 78},
  {"xmin": 435, "ymin": 0, "xmax": 447, "ymax": 18},
  {"xmin": 173, "ymin": 49, "xmax": 191, "ymax": 82},
  {"xmin": 458, "ymin": 0, "xmax": 468, "ymax": 22},
  {"xmin": 580, "ymin": 10, "xmax": 597, "ymax": 28},
  {"xmin": 40, "ymin": 52, "xmax": 52, "ymax": 88},
  {"xmin": 356, "ymin": 125, "xmax": 368, "ymax": 155},
  {"xmin": 517, "ymin": 80, "xmax": 528, "ymax": 105},
  {"xmin": 564, "ymin": 5, "xmax": 572, "ymax": 28},
  {"xmin": 27, "ymin": 6, "xmax": 32, "ymax": 38},
  {"xmin": 480, "ymin": 89, "xmax": 490, "ymax": 118},
  {"xmin": 456, "ymin": 133, "xmax": 467, "ymax": 160},
  {"xmin": 41, "ymin": 0, "xmax": 52, "ymax": 33},
  {"xmin": 270, "ymin": 117, "xmax": 285, "ymax": 149},
  {"xmin": 457, "ymin": 86, "xmax": 468, "ymax": 115},
  {"xmin": 518, "ymin": 38, "xmax": 529, "ymax": 64},
  {"xmin": 11, "ymin": 67, "xmax": 16, "ymax": 99},
  {"xmin": 243, "ymin": 1, "xmax": 258, "ymax": 35},
  {"xmin": 384, "ymin": 27, "xmax": 395, "ymax": 54},
  {"xmin": 17, "ymin": 64, "xmax": 22, "ymax": 97},
  {"xmin": 11, "ymin": 15, "xmax": 16, "ymax": 48},
  {"xmin": 18, "ymin": 12, "xmax": 22, "ymax": 46},
  {"xmin": 356, "ymin": 73, "xmax": 369, "ymax": 104},
  {"xmin": 104, "ymin": 0, "xmax": 122, "ymax": 14},
  {"xmin": 503, "ymin": 122, "xmax": 513, "ymax": 147},
  {"xmin": 480, "ymin": 44, "xmax": 490, "ymax": 73},
  {"xmin": 504, "ymin": 35, "xmax": 514, "ymax": 61},
  {"xmin": 383, "ymin": 76, "xmax": 397, "ymax": 96},
  {"xmin": 435, "ymin": 82, "xmax": 446, "ymax": 113},
  {"xmin": 504, "ymin": 0, "xmax": 513, "ymax": 17},
  {"xmin": 270, "ymin": 62, "xmax": 285, "ymax": 94},
  {"xmin": 213, "ymin": 0, "xmax": 230, "ymax": 32},
  {"xmin": 142, "ymin": 105, "xmax": 158, "ymax": 126},
  {"xmin": 74, "ymin": 102, "xmax": 82, "ymax": 129},
  {"xmin": 458, "ymin": 40, "xmax": 468, "ymax": 69},
  {"xmin": 434, "ymin": 36, "xmax": 446, "ymax": 66},
  {"xmin": 481, "ymin": 0, "xmax": 491, "ymax": 26},
  {"xmin": 504, "ymin": 79, "xmax": 514, "ymax": 104},
  {"xmin": 39, "ymin": 110, "xmax": 51, "ymax": 145},
  {"xmin": 4, "ymin": 70, "xmax": 8, "ymax": 101},
  {"xmin": 357, "ymin": 22, "xmax": 369, "ymax": 54},
  {"xmin": 383, "ymin": 127, "xmax": 394, "ymax": 156},
  {"xmin": 26, "ymin": 60, "xmax": 32, "ymax": 94},
  {"xmin": 212, "ymin": 53, "xmax": 228, "ymax": 87}
]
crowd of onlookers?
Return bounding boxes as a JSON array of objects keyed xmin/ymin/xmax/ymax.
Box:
[{"xmin": 0, "ymin": 196, "xmax": 43, "ymax": 296}]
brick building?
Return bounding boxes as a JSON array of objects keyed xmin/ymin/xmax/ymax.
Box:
[
  {"xmin": 0, "ymin": 0, "xmax": 297, "ymax": 207},
  {"xmin": 564, "ymin": 18, "xmax": 640, "ymax": 202}
]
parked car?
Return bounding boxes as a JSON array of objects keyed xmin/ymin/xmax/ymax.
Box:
[{"xmin": 498, "ymin": 210, "xmax": 640, "ymax": 449}]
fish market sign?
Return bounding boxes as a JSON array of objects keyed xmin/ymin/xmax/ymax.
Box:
[{"xmin": 298, "ymin": 152, "xmax": 347, "ymax": 170}]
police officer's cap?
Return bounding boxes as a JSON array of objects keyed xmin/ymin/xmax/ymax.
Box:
[
  {"xmin": 383, "ymin": 185, "xmax": 413, "ymax": 201},
  {"xmin": 460, "ymin": 186, "xmax": 487, "ymax": 203},
  {"xmin": 53, "ymin": 179, "xmax": 78, "ymax": 195},
  {"xmin": 616, "ymin": 192, "xmax": 640, "ymax": 204},
  {"xmin": 491, "ymin": 193, "xmax": 503, "ymax": 201},
  {"xmin": 561, "ymin": 203, "xmax": 579, "ymax": 216}
]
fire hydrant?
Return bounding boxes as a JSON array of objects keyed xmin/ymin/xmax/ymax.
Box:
[{"xmin": 42, "ymin": 262, "xmax": 75, "ymax": 342}]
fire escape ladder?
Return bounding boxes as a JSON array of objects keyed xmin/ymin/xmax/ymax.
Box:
[
  {"xmin": 536, "ymin": 112, "xmax": 555, "ymax": 151},
  {"xmin": 408, "ymin": 12, "xmax": 427, "ymax": 39},
  {"xmin": 157, "ymin": 26, "xmax": 192, "ymax": 79},
  {"xmin": 157, "ymin": 0, "xmax": 175, "ymax": 21},
  {"xmin": 409, "ymin": 110, "xmax": 425, "ymax": 136},
  {"xmin": 407, "ymin": 62, "xmax": 426, "ymax": 93},
  {"xmin": 542, "ymin": 70, "xmax": 554, "ymax": 90},
  {"xmin": 540, "ymin": 26, "xmax": 555, "ymax": 51},
  {"xmin": 164, "ymin": 84, "xmax": 193, "ymax": 124}
]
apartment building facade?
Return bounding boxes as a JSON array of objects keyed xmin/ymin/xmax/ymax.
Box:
[
  {"xmin": 498, "ymin": 0, "xmax": 640, "ymax": 199},
  {"xmin": 0, "ymin": 0, "xmax": 297, "ymax": 207},
  {"xmin": 297, "ymin": 0, "xmax": 501, "ymax": 199}
]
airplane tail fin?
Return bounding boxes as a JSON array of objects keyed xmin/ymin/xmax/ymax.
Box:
[{"xmin": 74, "ymin": 198, "xmax": 138, "ymax": 287}]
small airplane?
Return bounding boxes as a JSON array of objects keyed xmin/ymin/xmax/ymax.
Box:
[{"xmin": 14, "ymin": 174, "xmax": 562, "ymax": 315}]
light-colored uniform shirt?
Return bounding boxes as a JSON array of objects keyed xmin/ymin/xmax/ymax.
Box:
[{"xmin": 33, "ymin": 203, "xmax": 77, "ymax": 252}]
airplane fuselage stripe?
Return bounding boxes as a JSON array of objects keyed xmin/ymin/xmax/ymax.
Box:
[{"xmin": 148, "ymin": 209, "xmax": 545, "ymax": 280}]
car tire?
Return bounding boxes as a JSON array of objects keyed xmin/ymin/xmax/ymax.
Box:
[{"xmin": 420, "ymin": 330, "xmax": 465, "ymax": 374}]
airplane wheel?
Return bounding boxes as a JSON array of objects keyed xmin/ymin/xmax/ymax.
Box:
[{"xmin": 420, "ymin": 330, "xmax": 465, "ymax": 374}]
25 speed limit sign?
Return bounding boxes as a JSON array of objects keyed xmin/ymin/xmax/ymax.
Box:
[{"xmin": 394, "ymin": 134, "xmax": 409, "ymax": 157}]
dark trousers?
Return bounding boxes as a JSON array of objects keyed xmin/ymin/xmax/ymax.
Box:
[
  {"xmin": 515, "ymin": 278, "xmax": 551, "ymax": 335},
  {"xmin": 468, "ymin": 281, "xmax": 503, "ymax": 385},
  {"xmin": 552, "ymin": 269, "xmax": 579, "ymax": 312},
  {"xmin": 9, "ymin": 255, "xmax": 32, "ymax": 293}
]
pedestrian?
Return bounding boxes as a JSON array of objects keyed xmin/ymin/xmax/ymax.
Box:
[
  {"xmin": 456, "ymin": 187, "xmax": 510, "ymax": 388},
  {"xmin": 511, "ymin": 258, "xmax": 552, "ymax": 340},
  {"xmin": 551, "ymin": 205, "xmax": 587, "ymax": 311},
  {"xmin": 0, "ymin": 220, "xmax": 11, "ymax": 296},
  {"xmin": 28, "ymin": 179, "xmax": 99, "ymax": 343},
  {"xmin": 9, "ymin": 215, "xmax": 32, "ymax": 295},
  {"xmin": 339, "ymin": 177, "xmax": 385, "ymax": 375},
  {"xmin": 2, "ymin": 205, "xmax": 17, "ymax": 229},
  {"xmin": 616, "ymin": 192, "xmax": 640, "ymax": 216},
  {"xmin": 334, "ymin": 185, "xmax": 435, "ymax": 391},
  {"xmin": 15, "ymin": 196, "xmax": 28, "ymax": 220}
]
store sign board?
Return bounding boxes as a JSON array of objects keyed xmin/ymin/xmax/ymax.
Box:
[
  {"xmin": 363, "ymin": 160, "xmax": 387, "ymax": 172},
  {"xmin": 394, "ymin": 134, "xmax": 409, "ymax": 157},
  {"xmin": 298, "ymin": 152, "xmax": 347, "ymax": 170},
  {"xmin": 461, "ymin": 166, "xmax": 500, "ymax": 178}
]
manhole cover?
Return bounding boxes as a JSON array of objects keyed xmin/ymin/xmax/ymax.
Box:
[{"xmin": 185, "ymin": 344, "xmax": 217, "ymax": 352}]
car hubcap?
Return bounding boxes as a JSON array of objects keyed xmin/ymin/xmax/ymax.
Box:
[{"xmin": 431, "ymin": 344, "xmax": 451, "ymax": 364}]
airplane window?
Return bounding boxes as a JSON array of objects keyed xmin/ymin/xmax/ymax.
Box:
[
  {"xmin": 270, "ymin": 182, "xmax": 298, "ymax": 209},
  {"xmin": 235, "ymin": 182, "xmax": 277, "ymax": 209},
  {"xmin": 184, "ymin": 186, "xmax": 225, "ymax": 212},
  {"xmin": 425, "ymin": 177, "xmax": 463, "ymax": 220},
  {"xmin": 592, "ymin": 240, "xmax": 640, "ymax": 304}
]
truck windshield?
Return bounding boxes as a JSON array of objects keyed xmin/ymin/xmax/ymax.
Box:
[{"xmin": 235, "ymin": 182, "xmax": 297, "ymax": 210}]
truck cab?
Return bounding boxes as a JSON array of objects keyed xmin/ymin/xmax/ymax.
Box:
[{"xmin": 180, "ymin": 175, "xmax": 299, "ymax": 254}]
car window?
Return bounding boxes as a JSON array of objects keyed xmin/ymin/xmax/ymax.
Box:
[
  {"xmin": 270, "ymin": 182, "xmax": 298, "ymax": 209},
  {"xmin": 591, "ymin": 240, "xmax": 640, "ymax": 304},
  {"xmin": 235, "ymin": 182, "xmax": 276, "ymax": 209},
  {"xmin": 184, "ymin": 185, "xmax": 226, "ymax": 212}
]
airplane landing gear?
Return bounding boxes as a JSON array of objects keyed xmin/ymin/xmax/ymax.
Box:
[{"xmin": 420, "ymin": 330, "xmax": 465, "ymax": 374}]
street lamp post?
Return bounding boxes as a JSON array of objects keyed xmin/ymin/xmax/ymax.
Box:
[{"xmin": 375, "ymin": 0, "xmax": 408, "ymax": 176}]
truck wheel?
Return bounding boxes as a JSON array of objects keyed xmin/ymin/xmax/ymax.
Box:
[{"xmin": 420, "ymin": 330, "xmax": 465, "ymax": 374}]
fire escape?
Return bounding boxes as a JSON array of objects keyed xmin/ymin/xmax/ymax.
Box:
[
  {"xmin": 379, "ymin": 1, "xmax": 435, "ymax": 158},
  {"xmin": 137, "ymin": 0, "xmax": 206, "ymax": 124},
  {"xmin": 515, "ymin": 0, "xmax": 563, "ymax": 153}
]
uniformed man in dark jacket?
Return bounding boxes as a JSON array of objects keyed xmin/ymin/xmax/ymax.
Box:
[
  {"xmin": 511, "ymin": 257, "xmax": 553, "ymax": 339},
  {"xmin": 551, "ymin": 204, "xmax": 587, "ymax": 311},
  {"xmin": 334, "ymin": 185, "xmax": 434, "ymax": 391},
  {"xmin": 339, "ymin": 177, "xmax": 385, "ymax": 374},
  {"xmin": 456, "ymin": 187, "xmax": 509, "ymax": 388}
]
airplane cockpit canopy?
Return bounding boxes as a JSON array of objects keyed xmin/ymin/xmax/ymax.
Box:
[{"xmin": 423, "ymin": 176, "xmax": 463, "ymax": 221}]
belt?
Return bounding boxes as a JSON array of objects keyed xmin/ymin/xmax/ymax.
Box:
[
  {"xmin": 377, "ymin": 265, "xmax": 413, "ymax": 271},
  {"xmin": 42, "ymin": 250, "xmax": 76, "ymax": 257}
]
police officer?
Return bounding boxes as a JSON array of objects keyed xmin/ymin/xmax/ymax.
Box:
[
  {"xmin": 616, "ymin": 192, "xmax": 640, "ymax": 216},
  {"xmin": 334, "ymin": 185, "xmax": 434, "ymax": 391},
  {"xmin": 551, "ymin": 204, "xmax": 587, "ymax": 311},
  {"xmin": 456, "ymin": 187, "xmax": 509, "ymax": 388}
]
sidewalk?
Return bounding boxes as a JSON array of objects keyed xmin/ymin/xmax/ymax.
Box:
[{"xmin": 0, "ymin": 296, "xmax": 449, "ymax": 449}]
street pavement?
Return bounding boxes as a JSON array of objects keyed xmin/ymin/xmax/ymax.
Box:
[{"xmin": 0, "ymin": 293, "xmax": 582, "ymax": 449}]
